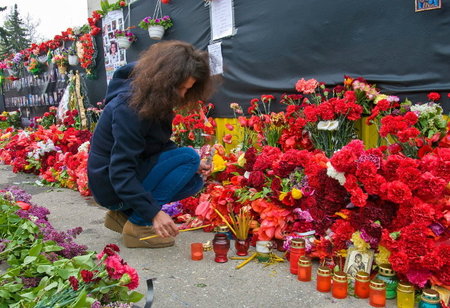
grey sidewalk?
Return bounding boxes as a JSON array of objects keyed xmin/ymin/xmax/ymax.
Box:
[{"xmin": 0, "ymin": 164, "xmax": 396, "ymax": 308}]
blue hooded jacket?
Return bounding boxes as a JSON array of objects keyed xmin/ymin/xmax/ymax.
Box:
[{"xmin": 87, "ymin": 63, "xmax": 176, "ymax": 221}]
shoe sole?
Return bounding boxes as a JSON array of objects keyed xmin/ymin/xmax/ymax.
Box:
[
  {"xmin": 123, "ymin": 234, "xmax": 175, "ymax": 248},
  {"xmin": 104, "ymin": 213, "xmax": 125, "ymax": 233}
]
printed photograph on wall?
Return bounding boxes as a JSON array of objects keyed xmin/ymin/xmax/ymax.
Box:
[
  {"xmin": 415, "ymin": 0, "xmax": 441, "ymax": 11},
  {"xmin": 102, "ymin": 10, "xmax": 127, "ymax": 84}
]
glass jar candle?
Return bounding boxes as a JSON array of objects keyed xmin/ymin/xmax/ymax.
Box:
[
  {"xmin": 190, "ymin": 243, "xmax": 204, "ymax": 261},
  {"xmin": 354, "ymin": 271, "xmax": 370, "ymax": 299},
  {"xmin": 234, "ymin": 238, "xmax": 250, "ymax": 256},
  {"xmin": 369, "ymin": 279, "xmax": 386, "ymax": 307},
  {"xmin": 418, "ymin": 289, "xmax": 441, "ymax": 308},
  {"xmin": 297, "ymin": 256, "xmax": 312, "ymax": 282},
  {"xmin": 397, "ymin": 281, "xmax": 415, "ymax": 308},
  {"xmin": 376, "ymin": 263, "xmax": 398, "ymax": 299},
  {"xmin": 289, "ymin": 238, "xmax": 306, "ymax": 275},
  {"xmin": 212, "ymin": 233, "xmax": 230, "ymax": 263},
  {"xmin": 316, "ymin": 266, "xmax": 332, "ymax": 292},
  {"xmin": 255, "ymin": 240, "xmax": 271, "ymax": 262},
  {"xmin": 332, "ymin": 271, "xmax": 348, "ymax": 299}
]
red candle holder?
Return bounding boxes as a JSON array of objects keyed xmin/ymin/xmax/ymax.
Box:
[
  {"xmin": 213, "ymin": 233, "xmax": 230, "ymax": 263},
  {"xmin": 191, "ymin": 243, "xmax": 204, "ymax": 261},
  {"xmin": 289, "ymin": 238, "xmax": 305, "ymax": 275},
  {"xmin": 234, "ymin": 238, "xmax": 250, "ymax": 256},
  {"xmin": 316, "ymin": 266, "xmax": 332, "ymax": 292}
]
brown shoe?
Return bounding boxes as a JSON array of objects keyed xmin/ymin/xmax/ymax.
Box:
[
  {"xmin": 122, "ymin": 221, "xmax": 175, "ymax": 248},
  {"xmin": 104, "ymin": 210, "xmax": 128, "ymax": 233}
]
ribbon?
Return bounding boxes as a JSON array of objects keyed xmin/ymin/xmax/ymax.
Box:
[{"xmin": 143, "ymin": 278, "xmax": 155, "ymax": 308}]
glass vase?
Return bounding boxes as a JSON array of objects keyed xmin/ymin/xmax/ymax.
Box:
[{"xmin": 234, "ymin": 239, "xmax": 250, "ymax": 256}]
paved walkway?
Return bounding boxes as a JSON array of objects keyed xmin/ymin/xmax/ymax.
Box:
[{"xmin": 0, "ymin": 164, "xmax": 396, "ymax": 308}]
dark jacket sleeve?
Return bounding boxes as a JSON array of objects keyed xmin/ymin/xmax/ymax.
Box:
[{"xmin": 109, "ymin": 102, "xmax": 161, "ymax": 222}]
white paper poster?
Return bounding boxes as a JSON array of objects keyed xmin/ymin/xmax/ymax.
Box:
[
  {"xmin": 208, "ymin": 42, "xmax": 223, "ymax": 75},
  {"xmin": 102, "ymin": 10, "xmax": 127, "ymax": 84},
  {"xmin": 210, "ymin": 0, "xmax": 235, "ymax": 41}
]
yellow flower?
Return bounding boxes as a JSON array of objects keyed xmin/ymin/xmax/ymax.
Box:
[
  {"xmin": 374, "ymin": 94, "xmax": 388, "ymax": 104},
  {"xmin": 351, "ymin": 231, "xmax": 370, "ymax": 252},
  {"xmin": 375, "ymin": 245, "xmax": 391, "ymax": 266},
  {"xmin": 237, "ymin": 153, "xmax": 246, "ymax": 167},
  {"xmin": 212, "ymin": 154, "xmax": 226, "ymax": 173},
  {"xmin": 291, "ymin": 188, "xmax": 303, "ymax": 199},
  {"xmin": 278, "ymin": 192, "xmax": 287, "ymax": 201},
  {"xmin": 335, "ymin": 211, "xmax": 348, "ymax": 219}
]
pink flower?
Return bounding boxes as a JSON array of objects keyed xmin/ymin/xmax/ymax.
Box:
[{"xmin": 295, "ymin": 78, "xmax": 319, "ymax": 94}]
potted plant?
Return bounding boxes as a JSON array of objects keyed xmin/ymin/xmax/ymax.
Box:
[
  {"xmin": 67, "ymin": 45, "xmax": 79, "ymax": 66},
  {"xmin": 139, "ymin": 0, "xmax": 173, "ymax": 40},
  {"xmin": 113, "ymin": 29, "xmax": 137, "ymax": 49},
  {"xmin": 52, "ymin": 53, "xmax": 69, "ymax": 75}
]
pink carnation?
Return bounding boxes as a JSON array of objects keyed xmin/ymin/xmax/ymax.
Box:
[{"xmin": 295, "ymin": 78, "xmax": 319, "ymax": 94}]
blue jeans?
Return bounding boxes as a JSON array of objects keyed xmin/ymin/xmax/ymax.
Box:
[{"xmin": 118, "ymin": 147, "xmax": 204, "ymax": 226}]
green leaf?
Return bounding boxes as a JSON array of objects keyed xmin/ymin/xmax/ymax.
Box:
[
  {"xmin": 43, "ymin": 244, "xmax": 64, "ymax": 252},
  {"xmin": 37, "ymin": 265, "xmax": 54, "ymax": 274},
  {"xmin": 56, "ymin": 268, "xmax": 71, "ymax": 280},
  {"xmin": 44, "ymin": 281, "xmax": 58, "ymax": 291},
  {"xmin": 23, "ymin": 256, "xmax": 37, "ymax": 265},
  {"xmin": 29, "ymin": 242, "xmax": 43, "ymax": 256},
  {"xmin": 127, "ymin": 291, "xmax": 145, "ymax": 302}
]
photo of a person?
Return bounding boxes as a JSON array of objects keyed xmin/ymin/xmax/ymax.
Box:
[
  {"xmin": 112, "ymin": 20, "xmax": 117, "ymax": 30},
  {"xmin": 109, "ymin": 41, "xmax": 119, "ymax": 63},
  {"xmin": 344, "ymin": 248, "xmax": 374, "ymax": 278},
  {"xmin": 107, "ymin": 24, "xmax": 112, "ymax": 32},
  {"xmin": 118, "ymin": 18, "xmax": 123, "ymax": 27}
]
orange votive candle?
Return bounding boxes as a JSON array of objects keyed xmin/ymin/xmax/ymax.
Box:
[
  {"xmin": 316, "ymin": 266, "xmax": 332, "ymax": 292},
  {"xmin": 355, "ymin": 271, "xmax": 370, "ymax": 299},
  {"xmin": 332, "ymin": 271, "xmax": 348, "ymax": 299},
  {"xmin": 297, "ymin": 256, "xmax": 312, "ymax": 282},
  {"xmin": 191, "ymin": 243, "xmax": 204, "ymax": 261},
  {"xmin": 289, "ymin": 238, "xmax": 306, "ymax": 275},
  {"xmin": 369, "ymin": 279, "xmax": 386, "ymax": 307}
]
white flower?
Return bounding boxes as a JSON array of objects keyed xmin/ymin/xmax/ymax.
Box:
[
  {"xmin": 317, "ymin": 120, "xmax": 339, "ymax": 131},
  {"xmin": 326, "ymin": 161, "xmax": 346, "ymax": 185},
  {"xmin": 78, "ymin": 141, "xmax": 90, "ymax": 153}
]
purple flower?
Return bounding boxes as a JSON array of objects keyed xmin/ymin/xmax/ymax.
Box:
[
  {"xmin": 143, "ymin": 17, "xmax": 150, "ymax": 23},
  {"xmin": 163, "ymin": 16, "xmax": 169, "ymax": 20},
  {"xmin": 161, "ymin": 201, "xmax": 182, "ymax": 217},
  {"xmin": 429, "ymin": 222, "xmax": 445, "ymax": 236},
  {"xmin": 155, "ymin": 18, "xmax": 161, "ymax": 23}
]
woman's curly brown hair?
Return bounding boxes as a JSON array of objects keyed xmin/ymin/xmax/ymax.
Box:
[{"xmin": 129, "ymin": 40, "xmax": 213, "ymax": 120}]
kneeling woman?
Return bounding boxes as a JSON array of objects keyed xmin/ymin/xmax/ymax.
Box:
[{"xmin": 87, "ymin": 41, "xmax": 213, "ymax": 248}]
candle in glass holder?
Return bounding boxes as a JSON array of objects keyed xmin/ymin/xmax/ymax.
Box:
[
  {"xmin": 297, "ymin": 256, "xmax": 312, "ymax": 282},
  {"xmin": 212, "ymin": 233, "xmax": 230, "ymax": 263},
  {"xmin": 418, "ymin": 289, "xmax": 441, "ymax": 308},
  {"xmin": 191, "ymin": 243, "xmax": 204, "ymax": 261},
  {"xmin": 289, "ymin": 238, "xmax": 305, "ymax": 275},
  {"xmin": 354, "ymin": 271, "xmax": 370, "ymax": 299},
  {"xmin": 397, "ymin": 281, "xmax": 415, "ymax": 308},
  {"xmin": 369, "ymin": 279, "xmax": 386, "ymax": 307},
  {"xmin": 316, "ymin": 266, "xmax": 332, "ymax": 292},
  {"xmin": 332, "ymin": 271, "xmax": 348, "ymax": 299},
  {"xmin": 376, "ymin": 263, "xmax": 398, "ymax": 299}
]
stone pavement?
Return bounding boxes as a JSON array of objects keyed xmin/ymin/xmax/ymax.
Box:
[{"xmin": 0, "ymin": 164, "xmax": 397, "ymax": 308}]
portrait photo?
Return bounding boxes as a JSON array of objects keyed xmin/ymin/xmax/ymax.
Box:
[
  {"xmin": 344, "ymin": 247, "xmax": 374, "ymax": 278},
  {"xmin": 415, "ymin": 0, "xmax": 441, "ymax": 11}
]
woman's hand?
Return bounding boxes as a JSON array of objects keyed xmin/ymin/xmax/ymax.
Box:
[
  {"xmin": 198, "ymin": 160, "xmax": 212, "ymax": 177},
  {"xmin": 152, "ymin": 211, "xmax": 179, "ymax": 238}
]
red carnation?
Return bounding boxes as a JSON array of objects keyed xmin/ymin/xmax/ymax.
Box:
[
  {"xmin": 381, "ymin": 180, "xmax": 412, "ymax": 204},
  {"xmin": 427, "ymin": 92, "xmax": 441, "ymax": 101},
  {"xmin": 68, "ymin": 276, "xmax": 79, "ymax": 291}
]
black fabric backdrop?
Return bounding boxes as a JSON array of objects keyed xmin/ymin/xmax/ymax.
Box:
[{"xmin": 85, "ymin": 0, "xmax": 450, "ymax": 117}]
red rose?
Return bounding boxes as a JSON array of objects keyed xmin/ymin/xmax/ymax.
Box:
[{"xmin": 248, "ymin": 171, "xmax": 265, "ymax": 189}]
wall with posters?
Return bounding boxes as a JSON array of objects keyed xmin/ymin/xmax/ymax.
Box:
[
  {"xmin": 83, "ymin": 0, "xmax": 449, "ymax": 117},
  {"xmin": 3, "ymin": 0, "xmax": 450, "ymax": 119}
]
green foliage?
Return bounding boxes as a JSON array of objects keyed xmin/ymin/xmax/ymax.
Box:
[
  {"xmin": 0, "ymin": 196, "xmax": 143, "ymax": 306},
  {"xmin": 0, "ymin": 4, "xmax": 30, "ymax": 58}
]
